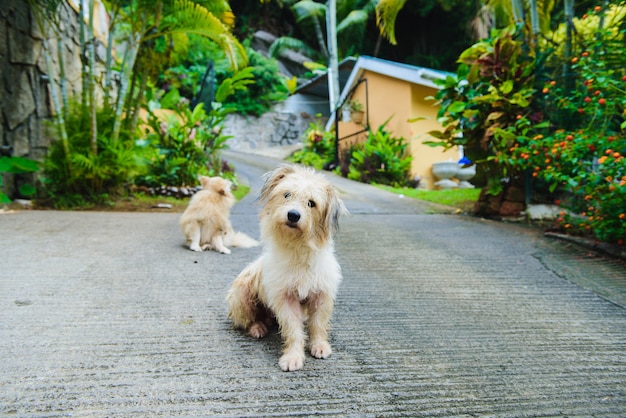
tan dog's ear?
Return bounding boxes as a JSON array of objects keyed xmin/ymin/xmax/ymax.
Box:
[
  {"xmin": 259, "ymin": 165, "xmax": 295, "ymax": 202},
  {"xmin": 199, "ymin": 176, "xmax": 211, "ymax": 189}
]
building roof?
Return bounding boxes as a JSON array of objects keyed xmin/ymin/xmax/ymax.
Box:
[
  {"xmin": 338, "ymin": 55, "xmax": 452, "ymax": 102},
  {"xmin": 294, "ymin": 57, "xmax": 357, "ymax": 99},
  {"xmin": 325, "ymin": 56, "xmax": 454, "ymax": 129}
]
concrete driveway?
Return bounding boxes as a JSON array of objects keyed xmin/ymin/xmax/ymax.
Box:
[{"xmin": 1, "ymin": 150, "xmax": 625, "ymax": 417}]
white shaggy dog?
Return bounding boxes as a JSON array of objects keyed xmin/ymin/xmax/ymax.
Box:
[
  {"xmin": 227, "ymin": 164, "xmax": 348, "ymax": 371},
  {"xmin": 180, "ymin": 175, "xmax": 259, "ymax": 253}
]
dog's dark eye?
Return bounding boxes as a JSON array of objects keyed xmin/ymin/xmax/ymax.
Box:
[
  {"xmin": 284, "ymin": 192, "xmax": 291, "ymax": 199},
  {"xmin": 308, "ymin": 200, "xmax": 316, "ymax": 208}
]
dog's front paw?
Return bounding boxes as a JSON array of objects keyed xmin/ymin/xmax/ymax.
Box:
[
  {"xmin": 310, "ymin": 341, "xmax": 332, "ymax": 359},
  {"xmin": 189, "ymin": 244, "xmax": 203, "ymax": 252},
  {"xmin": 248, "ymin": 322, "xmax": 268, "ymax": 339},
  {"xmin": 279, "ymin": 351, "xmax": 305, "ymax": 372},
  {"xmin": 219, "ymin": 247, "xmax": 232, "ymax": 254}
]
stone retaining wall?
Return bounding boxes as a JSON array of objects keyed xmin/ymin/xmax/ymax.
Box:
[
  {"xmin": 1, "ymin": 0, "xmax": 109, "ymax": 198},
  {"xmin": 224, "ymin": 110, "xmax": 319, "ymax": 158}
]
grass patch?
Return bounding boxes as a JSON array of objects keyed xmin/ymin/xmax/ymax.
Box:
[{"xmin": 376, "ymin": 185, "xmax": 481, "ymax": 211}]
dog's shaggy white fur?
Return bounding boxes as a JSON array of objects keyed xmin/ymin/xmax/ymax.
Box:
[
  {"xmin": 227, "ymin": 164, "xmax": 348, "ymax": 371},
  {"xmin": 180, "ymin": 176, "xmax": 259, "ymax": 253}
]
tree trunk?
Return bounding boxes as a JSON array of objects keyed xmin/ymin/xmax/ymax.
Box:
[
  {"xmin": 42, "ymin": 37, "xmax": 71, "ymax": 172},
  {"xmin": 128, "ymin": 72, "xmax": 148, "ymax": 136},
  {"xmin": 314, "ymin": 16, "xmax": 329, "ymax": 58},
  {"xmin": 111, "ymin": 32, "xmax": 141, "ymax": 143},
  {"xmin": 326, "ymin": 0, "xmax": 340, "ymax": 114},
  {"xmin": 87, "ymin": 0, "xmax": 98, "ymax": 156}
]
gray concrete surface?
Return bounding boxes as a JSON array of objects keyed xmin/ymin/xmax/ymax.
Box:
[{"xmin": 1, "ymin": 150, "xmax": 625, "ymax": 417}]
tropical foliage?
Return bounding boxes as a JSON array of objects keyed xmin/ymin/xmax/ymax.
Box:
[
  {"xmin": 424, "ymin": 3, "xmax": 626, "ymax": 243},
  {"xmin": 344, "ymin": 119, "xmax": 413, "ymax": 187},
  {"xmin": 17, "ymin": 0, "xmax": 250, "ymax": 208},
  {"xmin": 289, "ymin": 116, "xmax": 336, "ymax": 169},
  {"xmin": 0, "ymin": 157, "xmax": 39, "ymax": 204},
  {"xmin": 42, "ymin": 102, "xmax": 141, "ymax": 208}
]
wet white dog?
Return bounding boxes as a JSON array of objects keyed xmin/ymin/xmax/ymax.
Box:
[
  {"xmin": 227, "ymin": 164, "xmax": 348, "ymax": 371},
  {"xmin": 180, "ymin": 176, "xmax": 258, "ymax": 253}
]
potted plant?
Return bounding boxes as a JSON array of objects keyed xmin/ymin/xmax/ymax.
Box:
[{"xmin": 348, "ymin": 99, "xmax": 364, "ymax": 124}]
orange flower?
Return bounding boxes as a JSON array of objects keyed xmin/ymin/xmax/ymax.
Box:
[
  {"xmin": 598, "ymin": 156, "xmax": 608, "ymax": 164},
  {"xmin": 619, "ymin": 214, "xmax": 625, "ymax": 220}
]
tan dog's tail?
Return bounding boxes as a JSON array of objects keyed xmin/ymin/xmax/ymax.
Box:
[{"xmin": 227, "ymin": 231, "xmax": 260, "ymax": 248}]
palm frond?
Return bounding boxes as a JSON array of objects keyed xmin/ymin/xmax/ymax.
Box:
[
  {"xmin": 157, "ymin": 0, "xmax": 247, "ymax": 71},
  {"xmin": 268, "ymin": 36, "xmax": 319, "ymax": 60},
  {"xmin": 337, "ymin": 9, "xmax": 368, "ymax": 33},
  {"xmin": 292, "ymin": 0, "xmax": 326, "ymax": 22},
  {"xmin": 192, "ymin": 0, "xmax": 235, "ymax": 26},
  {"xmin": 375, "ymin": 0, "xmax": 407, "ymax": 45}
]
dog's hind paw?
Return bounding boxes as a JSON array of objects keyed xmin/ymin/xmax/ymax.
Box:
[
  {"xmin": 189, "ymin": 245, "xmax": 203, "ymax": 252},
  {"xmin": 279, "ymin": 352, "xmax": 305, "ymax": 372},
  {"xmin": 248, "ymin": 322, "xmax": 267, "ymax": 339},
  {"xmin": 310, "ymin": 341, "xmax": 332, "ymax": 359}
]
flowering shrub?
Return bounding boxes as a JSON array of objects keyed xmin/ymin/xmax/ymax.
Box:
[
  {"xmin": 509, "ymin": 33, "xmax": 626, "ymax": 243},
  {"xmin": 426, "ymin": 7, "xmax": 625, "ymax": 243}
]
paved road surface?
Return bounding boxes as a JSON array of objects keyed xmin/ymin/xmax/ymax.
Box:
[{"xmin": 1, "ymin": 150, "xmax": 625, "ymax": 417}]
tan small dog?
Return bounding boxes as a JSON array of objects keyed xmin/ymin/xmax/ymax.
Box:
[
  {"xmin": 227, "ymin": 165, "xmax": 348, "ymax": 371},
  {"xmin": 180, "ymin": 176, "xmax": 259, "ymax": 253}
]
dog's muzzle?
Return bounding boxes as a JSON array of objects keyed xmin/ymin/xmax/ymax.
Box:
[{"xmin": 286, "ymin": 209, "xmax": 300, "ymax": 228}]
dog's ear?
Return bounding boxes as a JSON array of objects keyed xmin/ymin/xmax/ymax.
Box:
[
  {"xmin": 217, "ymin": 179, "xmax": 232, "ymax": 196},
  {"xmin": 199, "ymin": 176, "xmax": 211, "ymax": 189},
  {"xmin": 323, "ymin": 185, "xmax": 348, "ymax": 237},
  {"xmin": 259, "ymin": 165, "xmax": 295, "ymax": 202}
]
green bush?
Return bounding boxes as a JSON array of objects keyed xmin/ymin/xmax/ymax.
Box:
[
  {"xmin": 218, "ymin": 48, "xmax": 289, "ymax": 116},
  {"xmin": 345, "ymin": 120, "xmax": 413, "ymax": 187},
  {"xmin": 0, "ymin": 156, "xmax": 39, "ymax": 203},
  {"xmin": 289, "ymin": 116, "xmax": 336, "ymax": 169},
  {"xmin": 135, "ymin": 101, "xmax": 226, "ymax": 188},
  {"xmin": 426, "ymin": 25, "xmax": 540, "ymax": 195},
  {"xmin": 426, "ymin": 7, "xmax": 625, "ymax": 244},
  {"xmin": 509, "ymin": 30, "xmax": 626, "ymax": 243},
  {"xmin": 42, "ymin": 102, "xmax": 141, "ymax": 208}
]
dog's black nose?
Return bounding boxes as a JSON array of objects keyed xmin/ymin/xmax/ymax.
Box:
[{"xmin": 287, "ymin": 210, "xmax": 300, "ymax": 223}]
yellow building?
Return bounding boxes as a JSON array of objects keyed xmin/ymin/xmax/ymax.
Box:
[{"xmin": 328, "ymin": 56, "xmax": 459, "ymax": 190}]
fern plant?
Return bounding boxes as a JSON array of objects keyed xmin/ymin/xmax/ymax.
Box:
[{"xmin": 42, "ymin": 102, "xmax": 141, "ymax": 208}]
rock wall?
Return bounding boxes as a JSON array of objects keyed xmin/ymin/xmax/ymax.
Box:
[
  {"xmin": 0, "ymin": 0, "xmax": 109, "ymax": 198},
  {"xmin": 224, "ymin": 110, "xmax": 319, "ymax": 158}
]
